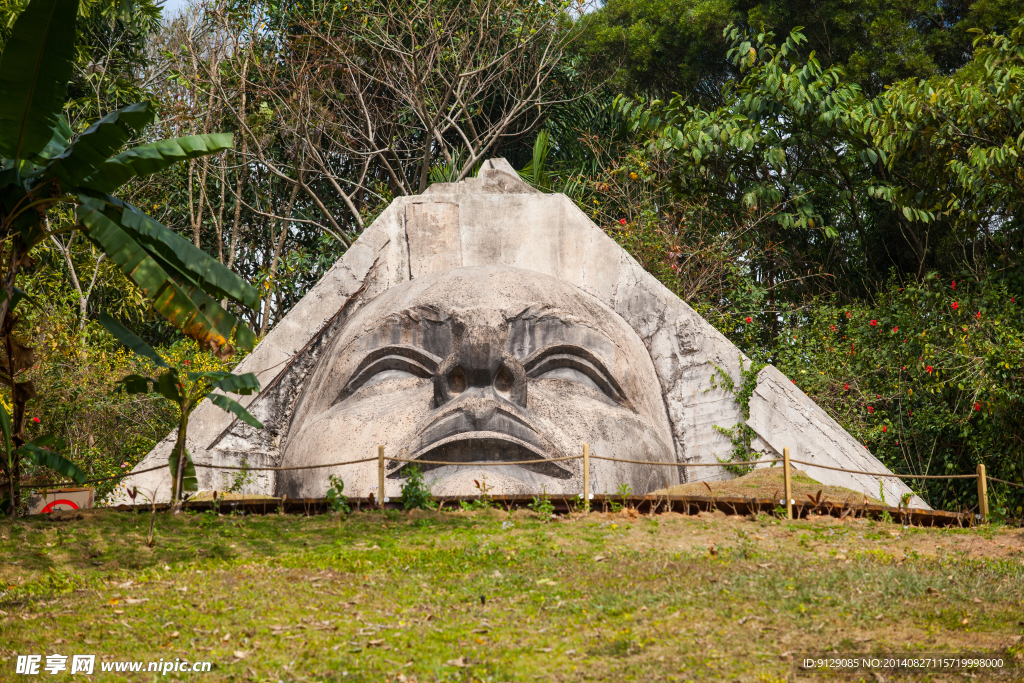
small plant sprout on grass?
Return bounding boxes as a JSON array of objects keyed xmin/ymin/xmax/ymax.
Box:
[
  {"xmin": 400, "ymin": 466, "xmax": 435, "ymax": 511},
  {"xmin": 460, "ymin": 478, "xmax": 494, "ymax": 511},
  {"xmin": 325, "ymin": 475, "xmax": 350, "ymax": 514},
  {"xmin": 528, "ymin": 487, "xmax": 555, "ymax": 517},
  {"xmin": 225, "ymin": 459, "xmax": 254, "ymax": 494},
  {"xmin": 617, "ymin": 482, "xmax": 633, "ymax": 509}
]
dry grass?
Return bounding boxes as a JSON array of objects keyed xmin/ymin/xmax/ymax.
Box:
[{"xmin": 653, "ymin": 466, "xmax": 884, "ymax": 506}]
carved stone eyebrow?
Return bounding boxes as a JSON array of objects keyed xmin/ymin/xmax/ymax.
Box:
[
  {"xmin": 520, "ymin": 344, "xmax": 629, "ymax": 406},
  {"xmin": 337, "ymin": 344, "xmax": 441, "ymax": 403}
]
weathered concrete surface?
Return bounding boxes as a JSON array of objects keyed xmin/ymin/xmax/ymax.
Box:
[
  {"xmin": 116, "ymin": 159, "xmax": 928, "ymax": 509},
  {"xmin": 279, "ymin": 266, "xmax": 677, "ymax": 500}
]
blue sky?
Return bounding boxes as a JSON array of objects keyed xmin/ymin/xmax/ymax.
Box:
[{"xmin": 159, "ymin": 0, "xmax": 189, "ymax": 19}]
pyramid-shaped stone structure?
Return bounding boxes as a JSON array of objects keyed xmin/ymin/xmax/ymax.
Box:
[{"xmin": 118, "ymin": 159, "xmax": 927, "ymax": 508}]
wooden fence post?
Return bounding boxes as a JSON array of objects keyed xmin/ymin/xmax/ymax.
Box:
[
  {"xmin": 977, "ymin": 463, "xmax": 988, "ymax": 522},
  {"xmin": 783, "ymin": 447, "xmax": 793, "ymax": 520},
  {"xmin": 583, "ymin": 443, "xmax": 590, "ymax": 513},
  {"xmin": 378, "ymin": 445, "xmax": 385, "ymax": 509}
]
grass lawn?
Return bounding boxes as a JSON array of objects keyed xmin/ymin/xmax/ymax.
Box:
[{"xmin": 1, "ymin": 505, "xmax": 1023, "ymax": 682}]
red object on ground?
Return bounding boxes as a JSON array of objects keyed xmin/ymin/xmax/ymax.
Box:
[{"xmin": 40, "ymin": 499, "xmax": 80, "ymax": 514}]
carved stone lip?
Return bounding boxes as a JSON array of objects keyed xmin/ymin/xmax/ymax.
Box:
[{"xmin": 389, "ymin": 431, "xmax": 572, "ymax": 480}]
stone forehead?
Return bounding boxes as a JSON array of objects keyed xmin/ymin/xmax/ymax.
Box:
[
  {"xmin": 312, "ymin": 265, "xmax": 668, "ymax": 428},
  {"xmin": 343, "ymin": 266, "xmax": 634, "ymax": 349}
]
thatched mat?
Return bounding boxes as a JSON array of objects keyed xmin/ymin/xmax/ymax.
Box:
[
  {"xmin": 651, "ymin": 466, "xmax": 883, "ymax": 506},
  {"xmin": 188, "ymin": 491, "xmax": 278, "ymax": 502}
]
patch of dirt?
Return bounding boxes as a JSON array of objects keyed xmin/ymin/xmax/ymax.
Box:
[{"xmin": 651, "ymin": 465, "xmax": 882, "ymax": 505}]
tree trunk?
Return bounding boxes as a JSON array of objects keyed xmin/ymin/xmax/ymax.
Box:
[
  {"xmin": 171, "ymin": 413, "xmax": 189, "ymax": 505},
  {"xmin": 2, "ymin": 245, "xmax": 26, "ymax": 517}
]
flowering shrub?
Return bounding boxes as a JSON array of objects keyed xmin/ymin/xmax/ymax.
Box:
[{"xmin": 759, "ymin": 274, "xmax": 1023, "ymax": 515}]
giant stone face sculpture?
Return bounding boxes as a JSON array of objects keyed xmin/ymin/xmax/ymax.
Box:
[
  {"xmin": 281, "ymin": 266, "xmax": 675, "ymax": 498},
  {"xmin": 118, "ymin": 159, "xmax": 929, "ymax": 508}
]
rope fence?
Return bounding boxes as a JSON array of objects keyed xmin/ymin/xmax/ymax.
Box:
[{"xmin": 17, "ymin": 443, "xmax": 1021, "ymax": 521}]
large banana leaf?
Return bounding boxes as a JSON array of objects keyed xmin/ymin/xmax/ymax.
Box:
[
  {"xmin": 79, "ymin": 133, "xmax": 233, "ymax": 194},
  {"xmin": 170, "ymin": 269, "xmax": 242, "ymax": 341},
  {"xmin": 0, "ymin": 401, "xmax": 11, "ymax": 461},
  {"xmin": 209, "ymin": 393, "xmax": 264, "ymax": 429},
  {"xmin": 0, "ymin": 0, "xmax": 77, "ymax": 162},
  {"xmin": 97, "ymin": 312, "xmax": 169, "ymax": 367},
  {"xmin": 78, "ymin": 201, "xmax": 238, "ymax": 355},
  {"xmin": 194, "ymin": 370, "xmax": 261, "ymax": 396},
  {"xmin": 48, "ymin": 102, "xmax": 155, "ymax": 186},
  {"xmin": 17, "ymin": 442, "xmax": 86, "ymax": 485},
  {"xmin": 120, "ymin": 204, "xmax": 259, "ymax": 308},
  {"xmin": 29, "ymin": 113, "xmax": 73, "ymax": 165},
  {"xmin": 156, "ymin": 371, "xmax": 182, "ymax": 404},
  {"xmin": 168, "ymin": 446, "xmax": 197, "ymax": 492}
]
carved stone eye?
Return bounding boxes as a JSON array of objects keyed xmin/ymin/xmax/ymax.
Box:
[
  {"xmin": 493, "ymin": 366, "xmax": 513, "ymax": 396},
  {"xmin": 537, "ymin": 366, "xmax": 601, "ymax": 392},
  {"xmin": 448, "ymin": 367, "xmax": 467, "ymax": 394},
  {"xmin": 363, "ymin": 369, "xmax": 416, "ymax": 389}
]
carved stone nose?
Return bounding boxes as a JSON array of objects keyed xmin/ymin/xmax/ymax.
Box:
[{"xmin": 434, "ymin": 327, "xmax": 527, "ymax": 408}]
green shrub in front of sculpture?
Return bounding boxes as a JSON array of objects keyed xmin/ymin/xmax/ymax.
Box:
[
  {"xmin": 400, "ymin": 466, "xmax": 435, "ymax": 511},
  {"xmin": 326, "ymin": 475, "xmax": 351, "ymax": 514}
]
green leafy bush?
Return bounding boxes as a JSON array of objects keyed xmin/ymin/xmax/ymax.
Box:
[
  {"xmin": 325, "ymin": 475, "xmax": 350, "ymax": 514},
  {"xmin": 399, "ymin": 466, "xmax": 435, "ymax": 511},
  {"xmin": 769, "ymin": 274, "xmax": 1023, "ymax": 513},
  {"xmin": 528, "ymin": 492, "xmax": 555, "ymax": 517}
]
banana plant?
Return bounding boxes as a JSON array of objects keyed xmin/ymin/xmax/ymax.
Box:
[
  {"xmin": 99, "ymin": 314, "xmax": 263, "ymax": 502},
  {"xmin": 0, "ymin": 0, "xmax": 259, "ymax": 514}
]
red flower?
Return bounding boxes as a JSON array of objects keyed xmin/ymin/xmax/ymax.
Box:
[
  {"xmin": 892, "ymin": 326, "xmax": 898, "ymax": 332},
  {"xmin": 744, "ymin": 316, "xmax": 752, "ymax": 323},
  {"xmin": 845, "ymin": 311, "xmax": 852, "ymax": 318},
  {"xmin": 951, "ymin": 280, "xmax": 956, "ymax": 290},
  {"xmin": 619, "ymin": 218, "xmax": 627, "ymax": 225},
  {"xmin": 974, "ymin": 402, "xmax": 981, "ymax": 412},
  {"xmin": 882, "ymin": 425, "xmax": 887, "ymax": 433},
  {"xmin": 976, "ymin": 311, "xmax": 981, "ymax": 320},
  {"xmin": 829, "ymin": 325, "xmax": 836, "ymax": 332},
  {"xmin": 870, "ymin": 319, "xmax": 878, "ymax": 326},
  {"xmin": 791, "ymin": 380, "xmax": 796, "ymax": 384},
  {"xmin": 952, "ymin": 301, "xmax": 959, "ymax": 310},
  {"xmin": 31, "ymin": 417, "xmax": 40, "ymax": 424},
  {"xmin": 844, "ymin": 383, "xmax": 850, "ymax": 390},
  {"xmin": 867, "ymin": 406, "xmax": 875, "ymax": 414},
  {"xmin": 926, "ymin": 365, "xmax": 933, "ymax": 374}
]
